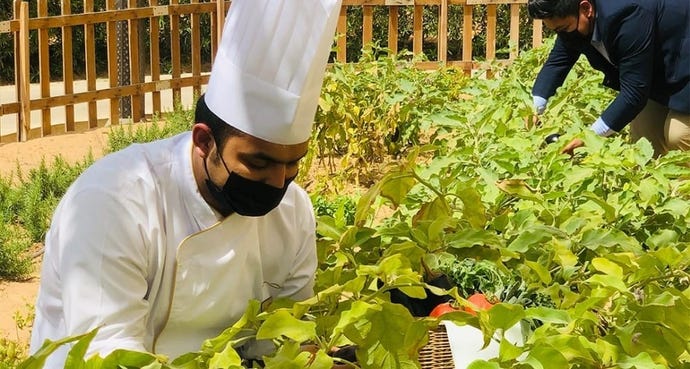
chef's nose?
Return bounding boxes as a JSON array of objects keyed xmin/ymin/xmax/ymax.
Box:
[{"xmin": 266, "ymin": 165, "xmax": 287, "ymax": 188}]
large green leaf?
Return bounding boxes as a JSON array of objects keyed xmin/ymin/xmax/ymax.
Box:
[
  {"xmin": 256, "ymin": 310, "xmax": 317, "ymax": 343},
  {"xmin": 18, "ymin": 330, "xmax": 98, "ymax": 369}
]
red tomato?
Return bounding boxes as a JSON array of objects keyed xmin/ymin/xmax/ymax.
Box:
[
  {"xmin": 429, "ymin": 302, "xmax": 460, "ymax": 318},
  {"xmin": 463, "ymin": 293, "xmax": 494, "ymax": 316}
]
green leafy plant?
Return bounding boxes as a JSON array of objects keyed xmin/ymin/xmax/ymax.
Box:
[
  {"xmin": 14, "ymin": 39, "xmax": 690, "ymax": 368},
  {"xmin": 0, "ymin": 223, "xmax": 33, "ymax": 280},
  {"xmin": 0, "ymin": 337, "xmax": 26, "ymax": 369},
  {"xmin": 313, "ymin": 46, "xmax": 469, "ymax": 187}
]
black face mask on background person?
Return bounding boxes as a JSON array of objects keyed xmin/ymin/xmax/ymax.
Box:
[
  {"xmin": 557, "ymin": 12, "xmax": 592, "ymax": 49},
  {"xmin": 203, "ymin": 152, "xmax": 294, "ymax": 217}
]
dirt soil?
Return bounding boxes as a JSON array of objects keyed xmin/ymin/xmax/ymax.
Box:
[{"xmin": 0, "ymin": 126, "xmax": 111, "ymax": 346}]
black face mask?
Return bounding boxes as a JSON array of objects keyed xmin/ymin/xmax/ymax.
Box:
[
  {"xmin": 203, "ymin": 153, "xmax": 294, "ymax": 217},
  {"xmin": 557, "ymin": 12, "xmax": 592, "ymax": 49}
]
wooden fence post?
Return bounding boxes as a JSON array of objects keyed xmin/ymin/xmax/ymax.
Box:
[
  {"xmin": 336, "ymin": 6, "xmax": 347, "ymax": 62},
  {"xmin": 191, "ymin": 0, "xmax": 201, "ymax": 99},
  {"xmin": 12, "ymin": 0, "xmax": 21, "ymax": 139},
  {"xmin": 85, "ymin": 0, "xmax": 98, "ymax": 128},
  {"xmin": 128, "ymin": 0, "xmax": 142, "ymax": 123},
  {"xmin": 170, "ymin": 0, "xmax": 181, "ymax": 104},
  {"xmin": 116, "ymin": 0, "xmax": 132, "ymax": 120},
  {"xmin": 438, "ymin": 0, "xmax": 448, "ymax": 64},
  {"xmin": 62, "ymin": 0, "xmax": 76, "ymax": 131},
  {"xmin": 38, "ymin": 0, "xmax": 51, "ymax": 136},
  {"xmin": 413, "ymin": 5, "xmax": 422, "ymax": 56},
  {"xmin": 150, "ymin": 0, "xmax": 162, "ymax": 114},
  {"xmin": 532, "ymin": 19, "xmax": 542, "ymax": 47},
  {"xmin": 462, "ymin": 4, "xmax": 473, "ymax": 75},
  {"xmin": 106, "ymin": 0, "xmax": 120, "ymax": 126},
  {"xmin": 363, "ymin": 5, "xmax": 373, "ymax": 51},
  {"xmin": 18, "ymin": 0, "xmax": 30, "ymax": 141},
  {"xmin": 388, "ymin": 6, "xmax": 398, "ymax": 55},
  {"xmin": 509, "ymin": 3, "xmax": 520, "ymax": 60}
]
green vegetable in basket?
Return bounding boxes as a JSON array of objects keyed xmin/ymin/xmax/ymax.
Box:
[{"xmin": 438, "ymin": 258, "xmax": 553, "ymax": 308}]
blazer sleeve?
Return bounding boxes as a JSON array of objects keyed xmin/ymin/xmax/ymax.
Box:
[
  {"xmin": 532, "ymin": 37, "xmax": 581, "ymax": 100},
  {"xmin": 600, "ymin": 5, "xmax": 655, "ymax": 131}
]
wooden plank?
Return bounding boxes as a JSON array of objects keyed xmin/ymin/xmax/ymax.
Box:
[
  {"xmin": 362, "ymin": 5, "xmax": 373, "ymax": 49},
  {"xmin": 486, "ymin": 4, "xmax": 496, "ymax": 60},
  {"xmin": 150, "ymin": 0, "xmax": 161, "ymax": 113},
  {"xmin": 38, "ymin": 0, "xmax": 51, "ymax": 136},
  {"xmin": 438, "ymin": 0, "xmax": 448, "ymax": 63},
  {"xmin": 336, "ymin": 6, "xmax": 347, "ymax": 62},
  {"xmin": 0, "ymin": 20, "xmax": 19, "ymax": 33},
  {"xmin": 62, "ymin": 0, "xmax": 75, "ymax": 131},
  {"xmin": 106, "ymin": 0, "xmax": 120, "ymax": 125},
  {"xmin": 445, "ymin": 59, "xmax": 510, "ymax": 69},
  {"xmin": 191, "ymin": 0, "xmax": 201, "ymax": 98},
  {"xmin": 509, "ymin": 3, "xmax": 519, "ymax": 59},
  {"xmin": 462, "ymin": 4, "xmax": 472, "ymax": 74},
  {"xmin": 0, "ymin": 103, "xmax": 20, "ymax": 115},
  {"xmin": 85, "ymin": 0, "xmax": 98, "ymax": 128},
  {"xmin": 27, "ymin": 4, "xmax": 216, "ymax": 29},
  {"xmin": 170, "ymin": 0, "xmax": 181, "ymax": 103},
  {"xmin": 388, "ymin": 6, "xmax": 398, "ymax": 54},
  {"xmin": 415, "ymin": 60, "xmax": 448, "ymax": 70},
  {"xmin": 532, "ymin": 18, "xmax": 542, "ymax": 47},
  {"xmin": 128, "ymin": 0, "xmax": 142, "ymax": 122},
  {"xmin": 19, "ymin": 1, "xmax": 30, "ymax": 141},
  {"xmin": 413, "ymin": 5, "xmax": 422, "ymax": 55}
]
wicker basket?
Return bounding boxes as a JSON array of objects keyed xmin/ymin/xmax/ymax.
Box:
[{"xmin": 419, "ymin": 324, "xmax": 454, "ymax": 369}]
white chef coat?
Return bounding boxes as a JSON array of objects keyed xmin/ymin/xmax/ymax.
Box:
[{"xmin": 29, "ymin": 132, "xmax": 317, "ymax": 368}]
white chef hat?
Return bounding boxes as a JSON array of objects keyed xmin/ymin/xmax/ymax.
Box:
[{"xmin": 204, "ymin": 0, "xmax": 342, "ymax": 145}]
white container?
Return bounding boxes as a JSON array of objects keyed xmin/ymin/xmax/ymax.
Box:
[{"xmin": 442, "ymin": 320, "xmax": 524, "ymax": 368}]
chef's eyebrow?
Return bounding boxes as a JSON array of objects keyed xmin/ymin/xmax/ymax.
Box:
[{"xmin": 240, "ymin": 151, "xmax": 307, "ymax": 165}]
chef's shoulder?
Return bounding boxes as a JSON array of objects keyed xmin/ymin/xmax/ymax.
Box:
[{"xmin": 68, "ymin": 133, "xmax": 186, "ymax": 195}]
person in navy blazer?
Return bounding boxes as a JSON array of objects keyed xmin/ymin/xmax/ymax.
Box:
[{"xmin": 527, "ymin": 0, "xmax": 689, "ymax": 157}]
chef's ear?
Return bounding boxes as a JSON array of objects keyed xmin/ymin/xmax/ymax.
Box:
[{"xmin": 192, "ymin": 123, "xmax": 215, "ymax": 158}]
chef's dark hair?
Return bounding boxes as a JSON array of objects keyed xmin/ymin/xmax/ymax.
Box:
[
  {"xmin": 194, "ymin": 94, "xmax": 246, "ymax": 151},
  {"xmin": 527, "ymin": 0, "xmax": 584, "ymax": 19}
]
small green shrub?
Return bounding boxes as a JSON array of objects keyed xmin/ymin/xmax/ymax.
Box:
[
  {"xmin": 13, "ymin": 155, "xmax": 94, "ymax": 243},
  {"xmin": 0, "ymin": 223, "xmax": 33, "ymax": 281},
  {"xmin": 313, "ymin": 46, "xmax": 469, "ymax": 186},
  {"xmin": 106, "ymin": 100, "xmax": 195, "ymax": 154},
  {"xmin": 0, "ymin": 337, "xmax": 26, "ymax": 368},
  {"xmin": 312, "ymin": 194, "xmax": 357, "ymax": 226}
]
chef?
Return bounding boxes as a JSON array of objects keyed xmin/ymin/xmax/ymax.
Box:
[{"xmin": 29, "ymin": 0, "xmax": 342, "ymax": 367}]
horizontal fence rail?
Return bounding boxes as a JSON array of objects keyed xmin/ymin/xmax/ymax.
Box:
[{"xmin": 0, "ymin": 0, "xmax": 545, "ymax": 142}]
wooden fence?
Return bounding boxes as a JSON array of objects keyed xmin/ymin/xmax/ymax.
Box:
[{"xmin": 0, "ymin": 0, "xmax": 544, "ymax": 142}]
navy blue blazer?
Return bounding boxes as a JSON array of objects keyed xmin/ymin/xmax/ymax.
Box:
[{"xmin": 532, "ymin": 0, "xmax": 690, "ymax": 131}]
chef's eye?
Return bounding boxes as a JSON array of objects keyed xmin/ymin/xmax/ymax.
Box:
[{"xmin": 246, "ymin": 160, "xmax": 269, "ymax": 170}]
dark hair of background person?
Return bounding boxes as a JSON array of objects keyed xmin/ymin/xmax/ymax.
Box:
[{"xmin": 527, "ymin": 0, "xmax": 584, "ymax": 19}]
